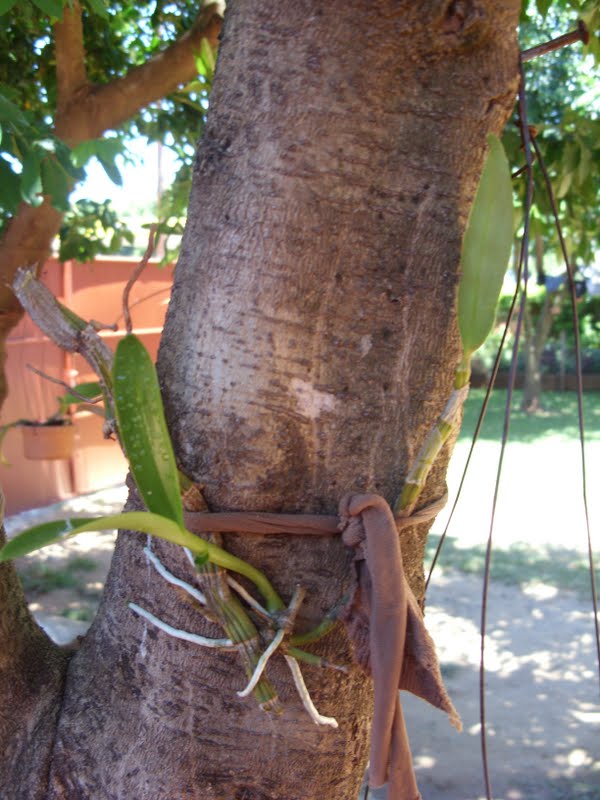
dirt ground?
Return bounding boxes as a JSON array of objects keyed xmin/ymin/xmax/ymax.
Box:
[{"xmin": 6, "ymin": 485, "xmax": 600, "ymax": 800}]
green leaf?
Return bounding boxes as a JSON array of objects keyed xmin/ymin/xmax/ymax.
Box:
[
  {"xmin": 84, "ymin": 0, "xmax": 108, "ymax": 18},
  {"xmin": 535, "ymin": 0, "xmax": 552, "ymax": 16},
  {"xmin": 195, "ymin": 38, "xmax": 216, "ymax": 79},
  {"xmin": 97, "ymin": 154, "xmax": 122, "ymax": 186},
  {"xmin": 458, "ymin": 134, "xmax": 513, "ymax": 357},
  {"xmin": 0, "ymin": 512, "xmax": 208, "ymax": 563},
  {"xmin": 41, "ymin": 157, "xmax": 71, "ymax": 211},
  {"xmin": 20, "ymin": 151, "xmax": 43, "ymax": 206},
  {"xmin": 70, "ymin": 140, "xmax": 98, "ymax": 168},
  {"xmin": 94, "ymin": 137, "xmax": 124, "ymax": 161},
  {"xmin": 0, "ymin": 156, "xmax": 20, "ymax": 213},
  {"xmin": 556, "ymin": 170, "xmax": 572, "ymax": 199},
  {"xmin": 81, "ymin": 138, "xmax": 125, "ymax": 186},
  {"xmin": 31, "ymin": 0, "xmax": 65, "ymax": 18},
  {"xmin": 0, "ymin": 518, "xmax": 93, "ymax": 559},
  {"xmin": 0, "ymin": 93, "xmax": 28, "ymax": 127},
  {"xmin": 577, "ymin": 142, "xmax": 592, "ymax": 185},
  {"xmin": 112, "ymin": 334, "xmax": 184, "ymax": 528},
  {"xmin": 0, "ymin": 0, "xmax": 18, "ymax": 13}
]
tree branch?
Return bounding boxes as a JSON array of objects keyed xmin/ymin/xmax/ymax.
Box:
[
  {"xmin": 54, "ymin": 0, "xmax": 88, "ymax": 115},
  {"xmin": 55, "ymin": 4, "xmax": 223, "ymax": 142}
]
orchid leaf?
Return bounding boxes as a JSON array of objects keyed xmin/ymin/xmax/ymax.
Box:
[
  {"xmin": 458, "ymin": 134, "xmax": 513, "ymax": 358},
  {"xmin": 0, "ymin": 512, "xmax": 280, "ymax": 610},
  {"xmin": 112, "ymin": 334, "xmax": 184, "ymax": 528},
  {"xmin": 0, "ymin": 512, "xmax": 207, "ymax": 563}
]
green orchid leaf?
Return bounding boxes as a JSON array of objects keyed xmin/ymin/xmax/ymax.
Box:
[
  {"xmin": 112, "ymin": 334, "xmax": 184, "ymax": 528},
  {"xmin": 458, "ymin": 134, "xmax": 513, "ymax": 358},
  {"xmin": 0, "ymin": 512, "xmax": 207, "ymax": 563},
  {"xmin": 200, "ymin": 37, "xmax": 216, "ymax": 74},
  {"xmin": 0, "ymin": 518, "xmax": 95, "ymax": 560},
  {"xmin": 0, "ymin": 511, "xmax": 280, "ymax": 610}
]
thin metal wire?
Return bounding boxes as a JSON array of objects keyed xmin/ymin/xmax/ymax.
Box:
[
  {"xmin": 425, "ymin": 283, "xmax": 522, "ymax": 591},
  {"xmin": 479, "ymin": 59, "xmax": 536, "ymax": 800},
  {"xmin": 531, "ymin": 136, "xmax": 600, "ymax": 689}
]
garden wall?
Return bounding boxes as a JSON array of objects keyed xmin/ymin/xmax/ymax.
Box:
[{"xmin": 1, "ymin": 257, "xmax": 173, "ymax": 514}]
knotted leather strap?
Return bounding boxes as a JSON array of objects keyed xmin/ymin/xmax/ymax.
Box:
[
  {"xmin": 184, "ymin": 492, "xmax": 460, "ymax": 799},
  {"xmin": 339, "ymin": 494, "xmax": 461, "ymax": 798}
]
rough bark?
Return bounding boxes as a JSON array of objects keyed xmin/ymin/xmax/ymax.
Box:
[
  {"xmin": 0, "ymin": 504, "xmax": 69, "ymax": 800},
  {"xmin": 2, "ymin": 2, "xmax": 520, "ymax": 798},
  {"xmin": 0, "ymin": 3, "xmax": 222, "ymax": 407}
]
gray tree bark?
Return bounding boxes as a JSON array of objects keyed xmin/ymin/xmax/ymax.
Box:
[{"xmin": 1, "ymin": 2, "xmax": 520, "ymax": 798}]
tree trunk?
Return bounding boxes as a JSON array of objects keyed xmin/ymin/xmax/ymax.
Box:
[{"xmin": 1, "ymin": 2, "xmax": 520, "ymax": 798}]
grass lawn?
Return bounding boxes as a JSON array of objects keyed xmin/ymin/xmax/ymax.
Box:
[
  {"xmin": 427, "ymin": 389, "xmax": 600, "ymax": 598},
  {"xmin": 458, "ymin": 388, "xmax": 600, "ymax": 444}
]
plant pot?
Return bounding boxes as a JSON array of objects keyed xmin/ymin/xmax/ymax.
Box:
[{"xmin": 21, "ymin": 422, "xmax": 75, "ymax": 460}]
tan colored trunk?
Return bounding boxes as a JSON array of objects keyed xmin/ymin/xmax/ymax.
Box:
[
  {"xmin": 1, "ymin": 1, "xmax": 520, "ymax": 798},
  {"xmin": 0, "ymin": 520, "xmax": 69, "ymax": 800}
]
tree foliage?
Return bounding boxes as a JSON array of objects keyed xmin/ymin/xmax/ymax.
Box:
[
  {"xmin": 510, "ymin": 1, "xmax": 600, "ymax": 264},
  {"xmin": 0, "ymin": 0, "xmax": 215, "ymax": 258},
  {"xmin": 0, "ymin": 1, "xmax": 598, "ymax": 265}
]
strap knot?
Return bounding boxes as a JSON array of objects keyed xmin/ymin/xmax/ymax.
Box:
[{"xmin": 338, "ymin": 492, "xmax": 461, "ymax": 795}]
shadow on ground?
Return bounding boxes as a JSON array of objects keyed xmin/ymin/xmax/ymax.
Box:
[
  {"xmin": 426, "ymin": 533, "xmax": 597, "ymax": 598},
  {"xmin": 403, "ymin": 571, "xmax": 600, "ymax": 800}
]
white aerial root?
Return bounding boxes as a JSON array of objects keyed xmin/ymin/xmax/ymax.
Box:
[
  {"xmin": 227, "ymin": 576, "xmax": 270, "ymax": 619},
  {"xmin": 138, "ymin": 542, "xmax": 337, "ymax": 727},
  {"xmin": 284, "ymin": 655, "xmax": 339, "ymax": 728},
  {"xmin": 237, "ymin": 628, "xmax": 285, "ymax": 698},
  {"xmin": 128, "ymin": 602, "xmax": 234, "ymax": 649},
  {"xmin": 143, "ymin": 545, "xmax": 206, "ymax": 605}
]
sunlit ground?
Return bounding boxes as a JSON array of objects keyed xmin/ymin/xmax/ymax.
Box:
[
  {"xmin": 405, "ymin": 571, "xmax": 600, "ymax": 800},
  {"xmin": 411, "ymin": 390, "xmax": 600, "ymax": 800}
]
